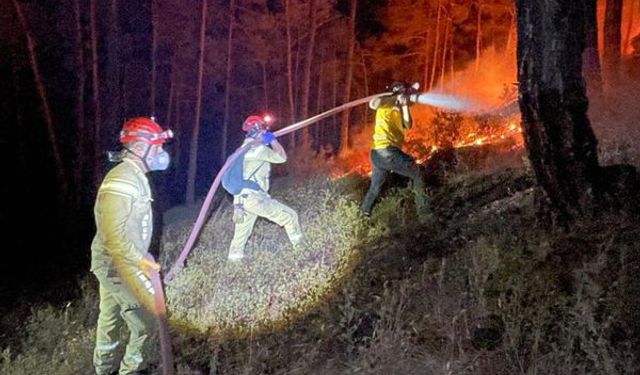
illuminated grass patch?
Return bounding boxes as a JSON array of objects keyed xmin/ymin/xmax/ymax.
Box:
[{"xmin": 161, "ymin": 177, "xmax": 374, "ymax": 337}]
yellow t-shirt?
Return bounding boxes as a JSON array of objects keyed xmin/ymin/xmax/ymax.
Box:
[{"xmin": 372, "ymin": 105, "xmax": 405, "ymax": 149}]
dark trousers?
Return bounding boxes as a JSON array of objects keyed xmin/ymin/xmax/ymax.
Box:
[{"xmin": 361, "ymin": 147, "xmax": 428, "ymax": 216}]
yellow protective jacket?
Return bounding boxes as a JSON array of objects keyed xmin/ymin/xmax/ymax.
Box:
[
  {"xmin": 90, "ymin": 159, "xmax": 153, "ymax": 274},
  {"xmin": 372, "ymin": 103, "xmax": 406, "ymax": 150}
]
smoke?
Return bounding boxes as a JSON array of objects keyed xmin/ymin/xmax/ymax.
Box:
[{"xmin": 441, "ymin": 46, "xmax": 517, "ymax": 109}]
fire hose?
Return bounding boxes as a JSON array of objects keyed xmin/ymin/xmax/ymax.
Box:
[{"xmin": 149, "ymin": 90, "xmax": 474, "ymax": 373}]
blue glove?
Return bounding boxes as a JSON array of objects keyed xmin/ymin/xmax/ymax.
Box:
[{"xmin": 262, "ymin": 131, "xmax": 276, "ymax": 145}]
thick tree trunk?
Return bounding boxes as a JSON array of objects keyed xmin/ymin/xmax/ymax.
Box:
[
  {"xmin": 11, "ymin": 0, "xmax": 67, "ymax": 194},
  {"xmin": 583, "ymin": 0, "xmax": 603, "ymax": 96},
  {"xmin": 186, "ymin": 0, "xmax": 207, "ymax": 204},
  {"xmin": 339, "ymin": 0, "xmax": 357, "ymax": 152},
  {"xmin": 221, "ymin": 0, "xmax": 235, "ymax": 162},
  {"xmin": 90, "ymin": 0, "xmax": 103, "ymax": 184},
  {"xmin": 604, "ymin": 0, "xmax": 623, "ymax": 85},
  {"xmin": 516, "ymin": 0, "xmax": 602, "ymax": 221}
]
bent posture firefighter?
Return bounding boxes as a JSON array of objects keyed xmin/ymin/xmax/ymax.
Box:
[
  {"xmin": 91, "ymin": 117, "xmax": 172, "ymax": 375},
  {"xmin": 224, "ymin": 115, "xmax": 303, "ymax": 260},
  {"xmin": 361, "ymin": 82, "xmax": 431, "ymax": 222}
]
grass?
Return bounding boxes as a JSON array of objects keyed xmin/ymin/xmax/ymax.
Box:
[{"xmin": 2, "ymin": 153, "xmax": 640, "ymax": 374}]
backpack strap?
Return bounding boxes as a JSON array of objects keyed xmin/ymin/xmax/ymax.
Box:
[{"xmin": 244, "ymin": 161, "xmax": 266, "ymax": 191}]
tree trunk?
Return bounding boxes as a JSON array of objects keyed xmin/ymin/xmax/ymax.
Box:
[
  {"xmin": 450, "ymin": 27, "xmax": 455, "ymax": 83},
  {"xmin": 583, "ymin": 0, "xmax": 603, "ymax": 97},
  {"xmin": 315, "ymin": 48, "xmax": 325, "ymax": 147},
  {"xmin": 261, "ymin": 62, "xmax": 269, "ymax": 109},
  {"xmin": 423, "ymin": 2, "xmax": 433, "ymax": 89},
  {"xmin": 331, "ymin": 48, "xmax": 338, "ymax": 148},
  {"xmin": 186, "ymin": 0, "xmax": 207, "ymax": 204},
  {"xmin": 166, "ymin": 73, "xmax": 175, "ymax": 129},
  {"xmin": 440, "ymin": 18, "xmax": 450, "ymax": 90},
  {"xmin": 360, "ymin": 45, "xmax": 369, "ymax": 129},
  {"xmin": 516, "ymin": 0, "xmax": 602, "ymax": 221},
  {"xmin": 221, "ymin": 0, "xmax": 235, "ymax": 162},
  {"xmin": 430, "ymin": 0, "xmax": 443, "ymax": 89},
  {"xmin": 475, "ymin": 1, "xmax": 482, "ymax": 72},
  {"xmin": 90, "ymin": 0, "xmax": 102, "ymax": 184},
  {"xmin": 285, "ymin": 0, "xmax": 296, "ymax": 148},
  {"xmin": 506, "ymin": 9, "xmax": 515, "ymax": 53},
  {"xmin": 11, "ymin": 0, "xmax": 67, "ymax": 194},
  {"xmin": 151, "ymin": 0, "xmax": 158, "ymax": 115},
  {"xmin": 604, "ymin": 0, "xmax": 623, "ymax": 85},
  {"xmin": 104, "ymin": 0, "xmax": 122, "ymax": 144},
  {"xmin": 623, "ymin": 0, "xmax": 637, "ymax": 55},
  {"xmin": 174, "ymin": 98, "xmax": 184, "ymax": 174},
  {"xmin": 301, "ymin": 0, "xmax": 318, "ymax": 144},
  {"xmin": 74, "ymin": 0, "xmax": 86, "ymax": 196},
  {"xmin": 339, "ymin": 0, "xmax": 357, "ymax": 152}
]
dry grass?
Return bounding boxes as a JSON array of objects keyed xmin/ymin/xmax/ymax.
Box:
[{"xmin": 2, "ymin": 159, "xmax": 639, "ymax": 375}]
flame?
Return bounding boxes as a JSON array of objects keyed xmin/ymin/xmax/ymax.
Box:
[{"xmin": 329, "ymin": 45, "xmax": 526, "ymax": 179}]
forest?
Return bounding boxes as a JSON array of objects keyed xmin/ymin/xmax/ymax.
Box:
[{"xmin": 2, "ymin": 0, "xmax": 640, "ymax": 373}]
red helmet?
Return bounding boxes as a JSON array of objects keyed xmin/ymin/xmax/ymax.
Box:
[
  {"xmin": 120, "ymin": 117, "xmax": 173, "ymax": 145},
  {"xmin": 242, "ymin": 115, "xmax": 271, "ymax": 132}
]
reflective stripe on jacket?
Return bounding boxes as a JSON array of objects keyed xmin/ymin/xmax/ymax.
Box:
[{"xmin": 91, "ymin": 159, "xmax": 153, "ymax": 273}]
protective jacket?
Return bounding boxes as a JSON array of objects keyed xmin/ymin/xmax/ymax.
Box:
[
  {"xmin": 91, "ymin": 158, "xmax": 153, "ymax": 274},
  {"xmin": 236, "ymin": 138, "xmax": 286, "ymax": 193}
]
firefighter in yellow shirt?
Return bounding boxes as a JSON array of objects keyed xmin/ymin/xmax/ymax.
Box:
[
  {"xmin": 91, "ymin": 117, "xmax": 173, "ymax": 375},
  {"xmin": 361, "ymin": 82, "xmax": 430, "ymax": 221}
]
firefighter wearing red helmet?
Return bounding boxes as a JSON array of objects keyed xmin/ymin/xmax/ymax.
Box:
[
  {"xmin": 227, "ymin": 114, "xmax": 303, "ymax": 260},
  {"xmin": 91, "ymin": 117, "xmax": 172, "ymax": 375}
]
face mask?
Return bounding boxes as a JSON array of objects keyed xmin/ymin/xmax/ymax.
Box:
[{"xmin": 148, "ymin": 150, "xmax": 170, "ymax": 171}]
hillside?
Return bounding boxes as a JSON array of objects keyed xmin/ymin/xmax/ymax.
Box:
[{"xmin": 2, "ymin": 149, "xmax": 639, "ymax": 374}]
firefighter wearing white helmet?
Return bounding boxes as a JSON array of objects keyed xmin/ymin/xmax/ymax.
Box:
[
  {"xmin": 91, "ymin": 117, "xmax": 173, "ymax": 375},
  {"xmin": 227, "ymin": 115, "xmax": 303, "ymax": 260}
]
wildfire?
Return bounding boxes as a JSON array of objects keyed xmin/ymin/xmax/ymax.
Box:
[{"xmin": 330, "ymin": 117, "xmax": 524, "ymax": 180}]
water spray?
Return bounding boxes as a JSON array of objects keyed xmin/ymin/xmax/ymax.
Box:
[{"xmin": 410, "ymin": 92, "xmax": 476, "ymax": 112}]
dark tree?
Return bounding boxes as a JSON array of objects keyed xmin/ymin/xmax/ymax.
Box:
[{"xmin": 516, "ymin": 0, "xmax": 601, "ymax": 221}]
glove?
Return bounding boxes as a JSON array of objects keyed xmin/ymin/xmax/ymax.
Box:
[
  {"xmin": 138, "ymin": 257, "xmax": 161, "ymax": 277},
  {"xmin": 262, "ymin": 131, "xmax": 276, "ymax": 145},
  {"xmin": 397, "ymin": 94, "xmax": 409, "ymax": 106}
]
